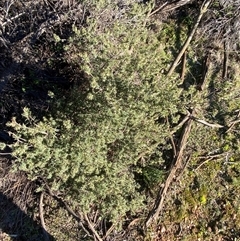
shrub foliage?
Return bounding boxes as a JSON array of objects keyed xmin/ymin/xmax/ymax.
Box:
[{"xmin": 7, "ymin": 1, "xmax": 187, "ymax": 222}]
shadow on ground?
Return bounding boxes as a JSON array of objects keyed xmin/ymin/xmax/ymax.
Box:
[{"xmin": 0, "ymin": 192, "xmax": 55, "ymax": 241}]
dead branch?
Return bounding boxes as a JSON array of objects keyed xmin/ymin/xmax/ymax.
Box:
[
  {"xmin": 170, "ymin": 114, "xmax": 190, "ymax": 135},
  {"xmin": 195, "ymin": 152, "xmax": 227, "ymax": 170},
  {"xmin": 4, "ymin": 0, "xmax": 15, "ymax": 19},
  {"xmin": 145, "ymin": 112, "xmax": 194, "ymax": 227},
  {"xmin": 146, "ymin": 16, "xmax": 213, "ymax": 225},
  {"xmin": 43, "ymin": 181, "xmax": 82, "ymax": 221},
  {"xmin": 222, "ymin": 40, "xmax": 229, "ymax": 79},
  {"xmin": 175, "ymin": 154, "xmax": 191, "ymax": 182},
  {"xmin": 226, "ymin": 119, "xmax": 240, "ymax": 133},
  {"xmin": 39, "ymin": 192, "xmax": 50, "ymax": 241},
  {"xmin": 190, "ymin": 116, "xmax": 224, "ymax": 128},
  {"xmin": 198, "ymin": 53, "xmax": 210, "ymax": 91},
  {"xmin": 167, "ymin": 0, "xmax": 211, "ymax": 77},
  {"xmin": 149, "ymin": 2, "xmax": 168, "ymax": 17},
  {"xmin": 103, "ymin": 223, "xmax": 115, "ymax": 240},
  {"xmin": 84, "ymin": 213, "xmax": 103, "ymax": 241},
  {"xmin": 0, "ymin": 152, "xmax": 12, "ymax": 155},
  {"xmin": 43, "ymin": 180, "xmax": 102, "ymax": 240},
  {"xmin": 170, "ymin": 134, "xmax": 177, "ymax": 158},
  {"xmin": 180, "ymin": 51, "xmax": 187, "ymax": 81},
  {"xmin": 164, "ymin": 0, "xmax": 192, "ymax": 12}
]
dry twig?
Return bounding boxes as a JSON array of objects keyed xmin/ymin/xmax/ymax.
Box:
[
  {"xmin": 226, "ymin": 110, "xmax": 240, "ymax": 133},
  {"xmin": 164, "ymin": 0, "xmax": 192, "ymax": 12},
  {"xmin": 190, "ymin": 116, "xmax": 224, "ymax": 128},
  {"xmin": 149, "ymin": 2, "xmax": 168, "ymax": 17},
  {"xmin": 195, "ymin": 153, "xmax": 227, "ymax": 170}
]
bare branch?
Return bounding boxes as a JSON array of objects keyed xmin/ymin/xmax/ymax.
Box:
[
  {"xmin": 195, "ymin": 152, "xmax": 227, "ymax": 170},
  {"xmin": 149, "ymin": 2, "xmax": 168, "ymax": 17},
  {"xmin": 146, "ymin": 109, "xmax": 195, "ymax": 227},
  {"xmin": 1, "ymin": 12, "xmax": 25, "ymax": 27},
  {"xmin": 39, "ymin": 192, "xmax": 50, "ymax": 241},
  {"xmin": 191, "ymin": 116, "xmax": 225, "ymax": 128},
  {"xmin": 84, "ymin": 213, "xmax": 103, "ymax": 241},
  {"xmin": 167, "ymin": 0, "xmax": 212, "ymax": 76},
  {"xmin": 164, "ymin": 0, "xmax": 192, "ymax": 12}
]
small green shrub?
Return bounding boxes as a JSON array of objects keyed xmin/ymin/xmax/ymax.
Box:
[{"xmin": 8, "ymin": 1, "xmax": 187, "ymax": 223}]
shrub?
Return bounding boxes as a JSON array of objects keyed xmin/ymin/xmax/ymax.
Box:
[{"xmin": 8, "ymin": 1, "xmax": 186, "ymax": 223}]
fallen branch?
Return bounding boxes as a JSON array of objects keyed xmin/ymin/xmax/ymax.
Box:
[
  {"xmin": 146, "ymin": 10, "xmax": 213, "ymax": 223},
  {"xmin": 43, "ymin": 180, "xmax": 82, "ymax": 220},
  {"xmin": 103, "ymin": 223, "xmax": 115, "ymax": 240},
  {"xmin": 39, "ymin": 192, "xmax": 50, "ymax": 241},
  {"xmin": 175, "ymin": 154, "xmax": 191, "ymax": 182},
  {"xmin": 145, "ymin": 112, "xmax": 194, "ymax": 227}
]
